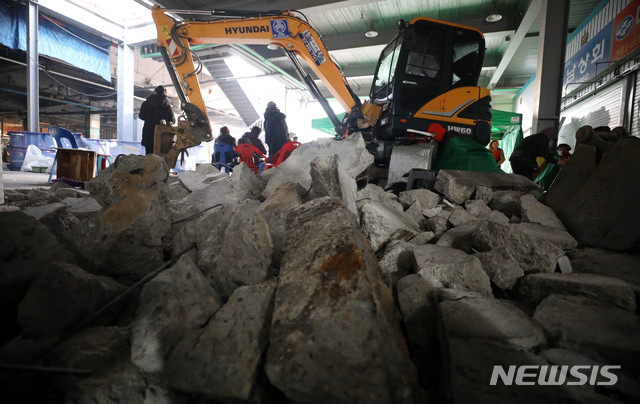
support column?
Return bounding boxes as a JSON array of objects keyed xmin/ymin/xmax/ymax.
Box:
[
  {"xmin": 85, "ymin": 113, "xmax": 101, "ymax": 139},
  {"xmin": 532, "ymin": 0, "xmax": 570, "ymax": 135},
  {"xmin": 26, "ymin": 0, "xmax": 39, "ymax": 132},
  {"xmin": 117, "ymin": 41, "xmax": 135, "ymax": 141}
]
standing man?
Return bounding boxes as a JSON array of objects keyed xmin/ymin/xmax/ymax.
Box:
[
  {"xmin": 139, "ymin": 85, "xmax": 174, "ymax": 155},
  {"xmin": 263, "ymin": 101, "xmax": 289, "ymax": 157}
]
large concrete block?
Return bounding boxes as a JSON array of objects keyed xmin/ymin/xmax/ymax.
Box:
[
  {"xmin": 414, "ymin": 244, "xmax": 492, "ymax": 297},
  {"xmin": 520, "ymin": 194, "xmax": 566, "ymax": 230},
  {"xmin": 308, "ymin": 154, "xmax": 357, "ymax": 214},
  {"xmin": 17, "ymin": 262, "xmax": 126, "ymax": 338},
  {"xmin": 519, "ymin": 273, "xmax": 636, "ymax": 312},
  {"xmin": 473, "ymin": 247, "xmax": 525, "ymax": 290},
  {"xmin": 511, "ymin": 222, "xmax": 578, "ymax": 250},
  {"xmin": 164, "ymin": 280, "xmax": 277, "ymax": 402},
  {"xmin": 131, "ymin": 253, "xmax": 222, "ymax": 373},
  {"xmin": 264, "ymin": 133, "xmax": 373, "ymax": 196},
  {"xmin": 266, "ymin": 197, "xmax": 421, "ymax": 403},
  {"xmin": 534, "ymin": 295, "xmax": 640, "ymax": 378},
  {"xmin": 258, "ymin": 181, "xmax": 307, "ymax": 268},
  {"xmin": 360, "ymin": 198, "xmax": 421, "ymax": 251}
]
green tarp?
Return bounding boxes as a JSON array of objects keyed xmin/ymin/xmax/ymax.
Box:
[
  {"xmin": 434, "ymin": 136, "xmax": 503, "ymax": 172},
  {"xmin": 489, "ymin": 109, "xmax": 524, "ymax": 174}
]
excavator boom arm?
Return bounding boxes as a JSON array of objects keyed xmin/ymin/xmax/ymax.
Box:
[{"xmin": 152, "ymin": 6, "xmax": 361, "ymax": 130}]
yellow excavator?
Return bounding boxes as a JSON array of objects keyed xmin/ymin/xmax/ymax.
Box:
[{"xmin": 150, "ymin": 5, "xmax": 492, "ymax": 170}]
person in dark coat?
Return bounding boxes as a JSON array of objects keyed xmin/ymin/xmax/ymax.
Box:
[
  {"xmin": 240, "ymin": 126, "xmax": 267, "ymax": 155},
  {"xmin": 509, "ymin": 127, "xmax": 565, "ymax": 179},
  {"xmin": 215, "ymin": 126, "xmax": 236, "ymax": 148},
  {"xmin": 263, "ymin": 101, "xmax": 289, "ymax": 157},
  {"xmin": 139, "ymin": 85, "xmax": 174, "ymax": 155}
]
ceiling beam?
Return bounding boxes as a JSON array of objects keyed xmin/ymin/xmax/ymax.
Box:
[
  {"xmin": 487, "ymin": 1, "xmax": 542, "ymax": 89},
  {"xmin": 156, "ymin": 0, "xmax": 347, "ymax": 12},
  {"xmin": 245, "ymin": 12, "xmax": 523, "ymax": 59}
]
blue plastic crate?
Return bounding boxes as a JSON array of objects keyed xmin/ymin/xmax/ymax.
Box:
[
  {"xmin": 7, "ymin": 145, "xmax": 56, "ymax": 171},
  {"xmin": 8, "ymin": 131, "xmax": 56, "ymax": 150}
]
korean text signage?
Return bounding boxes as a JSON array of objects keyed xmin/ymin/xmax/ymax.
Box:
[
  {"xmin": 563, "ymin": 22, "xmax": 612, "ymax": 90},
  {"xmin": 612, "ymin": 0, "xmax": 640, "ymax": 61},
  {"xmin": 563, "ymin": 0, "xmax": 640, "ymax": 92}
]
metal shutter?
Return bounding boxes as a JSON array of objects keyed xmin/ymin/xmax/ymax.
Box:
[
  {"xmin": 558, "ymin": 81, "xmax": 624, "ymax": 148},
  {"xmin": 632, "ymin": 73, "xmax": 640, "ymax": 137}
]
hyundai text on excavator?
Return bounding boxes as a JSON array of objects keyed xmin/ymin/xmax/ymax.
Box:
[{"xmin": 150, "ymin": 5, "xmax": 492, "ymax": 175}]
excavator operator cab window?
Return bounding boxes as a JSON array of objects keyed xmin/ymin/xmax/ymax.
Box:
[
  {"xmin": 404, "ymin": 27, "xmax": 444, "ymax": 79},
  {"xmin": 398, "ymin": 25, "xmax": 445, "ymax": 113},
  {"xmin": 452, "ymin": 30, "xmax": 483, "ymax": 88},
  {"xmin": 372, "ymin": 38, "xmax": 402, "ymax": 104}
]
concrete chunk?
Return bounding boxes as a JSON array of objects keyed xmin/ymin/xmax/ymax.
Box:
[
  {"xmin": 534, "ymin": 295, "xmax": 640, "ymax": 375},
  {"xmin": 519, "ymin": 273, "xmax": 636, "ymax": 311},
  {"xmin": 520, "ymin": 194, "xmax": 566, "ymax": 230},
  {"xmin": 195, "ymin": 205, "xmax": 273, "ymax": 299},
  {"xmin": 473, "ymin": 247, "xmax": 525, "ymax": 290},
  {"xmin": 360, "ymin": 199, "xmax": 421, "ymax": 251},
  {"xmin": 448, "ymin": 207, "xmax": 475, "ymax": 227},
  {"xmin": 266, "ymin": 197, "xmax": 421, "ymax": 403},
  {"xmin": 258, "ymin": 182, "xmax": 307, "ymax": 268},
  {"xmin": 264, "ymin": 133, "xmax": 373, "ymax": 196},
  {"xmin": 438, "ymin": 297, "xmax": 550, "ymax": 403},
  {"xmin": 308, "ymin": 154, "xmax": 357, "ymax": 214},
  {"xmin": 464, "ymin": 199, "xmax": 492, "ymax": 218},
  {"xmin": 131, "ymin": 253, "xmax": 222, "ymax": 373},
  {"xmin": 398, "ymin": 188, "xmax": 440, "ymax": 210},
  {"xmin": 512, "ymin": 222, "xmax": 577, "ymax": 249},
  {"xmin": 231, "ymin": 162, "xmax": 264, "ymax": 200},
  {"xmin": 17, "ymin": 262, "xmax": 126, "ymax": 338},
  {"xmin": 434, "ymin": 170, "xmax": 475, "ymax": 204},
  {"xmin": 164, "ymin": 281, "xmax": 276, "ymax": 402},
  {"xmin": 414, "ymin": 245, "xmax": 492, "ymax": 297},
  {"xmin": 379, "ymin": 240, "xmax": 416, "ymax": 285}
]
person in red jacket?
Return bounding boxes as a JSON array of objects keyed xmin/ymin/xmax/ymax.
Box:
[{"xmin": 488, "ymin": 140, "xmax": 505, "ymax": 167}]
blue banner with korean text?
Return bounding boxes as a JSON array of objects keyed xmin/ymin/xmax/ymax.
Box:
[{"xmin": 563, "ymin": 21, "xmax": 613, "ymax": 94}]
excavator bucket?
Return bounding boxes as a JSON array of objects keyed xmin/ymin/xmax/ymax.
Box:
[
  {"xmin": 153, "ymin": 121, "xmax": 210, "ymax": 169},
  {"xmin": 546, "ymin": 131, "xmax": 640, "ymax": 251}
]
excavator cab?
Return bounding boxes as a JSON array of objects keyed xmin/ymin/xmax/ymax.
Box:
[{"xmin": 368, "ymin": 18, "xmax": 492, "ymax": 163}]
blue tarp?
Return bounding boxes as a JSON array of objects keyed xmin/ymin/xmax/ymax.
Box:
[{"xmin": 0, "ymin": 1, "xmax": 111, "ymax": 82}]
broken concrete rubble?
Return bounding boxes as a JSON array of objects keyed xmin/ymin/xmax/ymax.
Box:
[
  {"xmin": 473, "ymin": 247, "xmax": 525, "ymax": 290},
  {"xmin": 266, "ymin": 197, "xmax": 421, "ymax": 403},
  {"xmin": 131, "ymin": 252, "xmax": 222, "ymax": 373},
  {"xmin": 230, "ymin": 162, "xmax": 264, "ymax": 200},
  {"xmin": 378, "ymin": 239, "xmax": 416, "ymax": 285},
  {"xmin": 17, "ymin": 262, "xmax": 126, "ymax": 338},
  {"xmin": 518, "ymin": 273, "xmax": 636, "ymax": 311},
  {"xmin": 511, "ymin": 222, "xmax": 578, "ymax": 250},
  {"xmin": 257, "ymin": 181, "xmax": 307, "ymax": 268},
  {"xmin": 175, "ymin": 204, "xmax": 272, "ymax": 299},
  {"xmin": 262, "ymin": 132, "xmax": 373, "ymax": 196},
  {"xmin": 360, "ymin": 197, "xmax": 421, "ymax": 251},
  {"xmin": 519, "ymin": 193, "xmax": 566, "ymax": 230},
  {"xmin": 534, "ymin": 294, "xmax": 640, "ymax": 387},
  {"xmin": 398, "ymin": 188, "xmax": 440, "ymax": 209},
  {"xmin": 1, "ymin": 136, "xmax": 638, "ymax": 403},
  {"xmin": 308, "ymin": 154, "xmax": 357, "ymax": 214},
  {"xmin": 164, "ymin": 280, "xmax": 276, "ymax": 402},
  {"xmin": 414, "ymin": 244, "xmax": 492, "ymax": 297}
]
